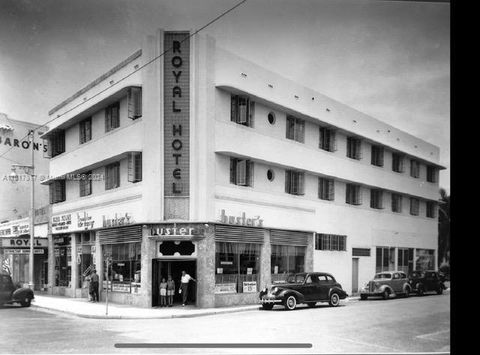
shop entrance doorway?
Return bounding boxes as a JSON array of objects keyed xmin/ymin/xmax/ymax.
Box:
[{"xmin": 152, "ymin": 259, "xmax": 196, "ymax": 307}]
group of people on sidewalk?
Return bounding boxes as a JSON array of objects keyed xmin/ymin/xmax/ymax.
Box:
[
  {"xmin": 159, "ymin": 270, "xmax": 196, "ymax": 307},
  {"xmin": 83, "ymin": 269, "xmax": 195, "ymax": 307}
]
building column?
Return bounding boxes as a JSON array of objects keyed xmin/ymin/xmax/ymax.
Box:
[
  {"xmin": 140, "ymin": 225, "xmax": 155, "ymax": 307},
  {"xmin": 260, "ymin": 230, "xmax": 271, "ymax": 290},
  {"xmin": 413, "ymin": 248, "xmax": 417, "ymax": 271},
  {"xmin": 47, "ymin": 233, "xmax": 54, "ymax": 295},
  {"xmin": 394, "ymin": 247, "xmax": 398, "ymax": 271},
  {"xmin": 305, "ymin": 233, "xmax": 314, "ymax": 272},
  {"xmin": 70, "ymin": 233, "xmax": 77, "ymax": 296},
  {"xmin": 94, "ymin": 232, "xmax": 103, "ymax": 300},
  {"xmin": 196, "ymin": 224, "xmax": 215, "ymax": 308}
]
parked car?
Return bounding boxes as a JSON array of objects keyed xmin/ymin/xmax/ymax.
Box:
[
  {"xmin": 360, "ymin": 271, "xmax": 411, "ymax": 300},
  {"xmin": 408, "ymin": 270, "xmax": 445, "ymax": 296},
  {"xmin": 0, "ymin": 273, "xmax": 34, "ymax": 307},
  {"xmin": 259, "ymin": 272, "xmax": 348, "ymax": 310}
]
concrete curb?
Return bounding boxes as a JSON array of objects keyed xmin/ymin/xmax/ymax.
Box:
[{"xmin": 30, "ymin": 303, "xmax": 261, "ymax": 320}]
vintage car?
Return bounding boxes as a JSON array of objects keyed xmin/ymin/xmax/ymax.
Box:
[
  {"xmin": 0, "ymin": 273, "xmax": 34, "ymax": 307},
  {"xmin": 408, "ymin": 270, "xmax": 445, "ymax": 296},
  {"xmin": 259, "ymin": 272, "xmax": 348, "ymax": 310},
  {"xmin": 360, "ymin": 271, "xmax": 411, "ymax": 300}
]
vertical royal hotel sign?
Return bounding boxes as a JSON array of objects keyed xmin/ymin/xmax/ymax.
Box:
[{"xmin": 164, "ymin": 32, "xmax": 190, "ymax": 219}]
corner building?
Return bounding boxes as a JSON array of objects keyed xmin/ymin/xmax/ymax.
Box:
[{"xmin": 41, "ymin": 30, "xmax": 443, "ymax": 308}]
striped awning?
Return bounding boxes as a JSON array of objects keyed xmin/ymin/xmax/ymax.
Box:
[
  {"xmin": 97, "ymin": 225, "xmax": 142, "ymax": 244},
  {"xmin": 214, "ymin": 225, "xmax": 264, "ymax": 244},
  {"xmin": 270, "ymin": 230, "xmax": 310, "ymax": 246}
]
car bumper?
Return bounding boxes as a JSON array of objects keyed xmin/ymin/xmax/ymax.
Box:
[
  {"xmin": 359, "ymin": 290, "xmax": 383, "ymax": 297},
  {"xmin": 260, "ymin": 296, "xmax": 283, "ymax": 304}
]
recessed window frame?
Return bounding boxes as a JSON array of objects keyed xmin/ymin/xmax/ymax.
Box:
[
  {"xmin": 319, "ymin": 126, "xmax": 336, "ymax": 152},
  {"xmin": 286, "ymin": 116, "xmax": 305, "ymax": 143},
  {"xmin": 426, "ymin": 201, "xmax": 436, "ymax": 218},
  {"xmin": 285, "ymin": 170, "xmax": 305, "ymax": 196},
  {"xmin": 79, "ymin": 171, "xmax": 92, "ymax": 197},
  {"xmin": 230, "ymin": 158, "xmax": 254, "ymax": 187},
  {"xmin": 105, "ymin": 102, "xmax": 120, "ymax": 133},
  {"xmin": 410, "ymin": 159, "xmax": 421, "ymax": 178},
  {"xmin": 410, "ymin": 197, "xmax": 420, "ymax": 216},
  {"xmin": 79, "ymin": 117, "xmax": 92, "ymax": 144},
  {"xmin": 392, "ymin": 153, "xmax": 405, "ymax": 173},
  {"xmin": 346, "ymin": 136, "xmax": 362, "ymax": 160},
  {"xmin": 346, "ymin": 184, "xmax": 362, "ymax": 205},
  {"xmin": 371, "ymin": 145, "xmax": 384, "ymax": 167},
  {"xmin": 231, "ymin": 95, "xmax": 255, "ymax": 127},
  {"xmin": 105, "ymin": 162, "xmax": 120, "ymax": 190},
  {"xmin": 370, "ymin": 189, "xmax": 384, "ymax": 209},
  {"xmin": 318, "ymin": 177, "xmax": 335, "ymax": 201},
  {"xmin": 391, "ymin": 193, "xmax": 403, "ymax": 213}
]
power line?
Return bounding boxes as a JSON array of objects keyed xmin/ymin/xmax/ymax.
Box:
[{"xmin": 0, "ymin": 0, "xmax": 248, "ymax": 163}]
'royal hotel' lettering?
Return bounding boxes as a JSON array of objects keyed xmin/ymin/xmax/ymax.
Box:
[{"xmin": 164, "ymin": 32, "xmax": 190, "ymax": 198}]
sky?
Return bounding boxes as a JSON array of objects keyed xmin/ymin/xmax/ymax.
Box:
[{"xmin": 0, "ymin": 0, "xmax": 450, "ymax": 192}]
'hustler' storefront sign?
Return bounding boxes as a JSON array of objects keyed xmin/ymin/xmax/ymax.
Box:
[{"xmin": 164, "ymin": 32, "xmax": 190, "ymax": 219}]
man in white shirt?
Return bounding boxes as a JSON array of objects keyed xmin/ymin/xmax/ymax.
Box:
[{"xmin": 180, "ymin": 270, "xmax": 196, "ymax": 306}]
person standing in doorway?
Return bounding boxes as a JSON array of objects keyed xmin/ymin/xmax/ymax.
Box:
[
  {"xmin": 179, "ymin": 270, "xmax": 196, "ymax": 306},
  {"xmin": 90, "ymin": 269, "xmax": 99, "ymax": 302},
  {"xmin": 159, "ymin": 277, "xmax": 167, "ymax": 307},
  {"xmin": 167, "ymin": 275, "xmax": 175, "ymax": 307}
]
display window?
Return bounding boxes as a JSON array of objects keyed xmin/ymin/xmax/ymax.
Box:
[
  {"xmin": 270, "ymin": 245, "xmax": 306, "ymax": 283},
  {"xmin": 415, "ymin": 249, "xmax": 435, "ymax": 271},
  {"xmin": 103, "ymin": 242, "xmax": 141, "ymax": 293},
  {"xmin": 54, "ymin": 236, "xmax": 71, "ymax": 287},
  {"xmin": 215, "ymin": 242, "xmax": 260, "ymax": 293}
]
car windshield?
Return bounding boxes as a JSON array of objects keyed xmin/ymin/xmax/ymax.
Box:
[
  {"xmin": 286, "ymin": 274, "xmax": 306, "ymax": 283},
  {"xmin": 374, "ymin": 273, "xmax": 392, "ymax": 279}
]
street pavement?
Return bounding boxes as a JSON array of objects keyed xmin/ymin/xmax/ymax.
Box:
[{"xmin": 0, "ymin": 293, "xmax": 450, "ymax": 354}]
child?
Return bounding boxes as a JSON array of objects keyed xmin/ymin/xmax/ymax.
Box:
[
  {"xmin": 159, "ymin": 277, "xmax": 167, "ymax": 307},
  {"xmin": 167, "ymin": 275, "xmax": 175, "ymax": 307}
]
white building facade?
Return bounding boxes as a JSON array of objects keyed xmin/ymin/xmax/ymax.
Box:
[{"xmin": 41, "ymin": 30, "xmax": 442, "ymax": 308}]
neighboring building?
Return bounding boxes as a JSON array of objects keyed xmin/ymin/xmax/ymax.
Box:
[
  {"xmin": 40, "ymin": 30, "xmax": 443, "ymax": 308},
  {"xmin": 0, "ymin": 113, "xmax": 50, "ymax": 221},
  {"xmin": 0, "ymin": 205, "xmax": 51, "ymax": 290}
]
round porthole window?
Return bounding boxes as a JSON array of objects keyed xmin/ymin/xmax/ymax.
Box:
[
  {"xmin": 267, "ymin": 169, "xmax": 275, "ymax": 181},
  {"xmin": 268, "ymin": 112, "xmax": 276, "ymax": 125}
]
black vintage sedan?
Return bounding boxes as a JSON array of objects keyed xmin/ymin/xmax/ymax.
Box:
[
  {"xmin": 408, "ymin": 270, "xmax": 445, "ymax": 296},
  {"xmin": 0, "ymin": 273, "xmax": 34, "ymax": 307},
  {"xmin": 259, "ymin": 272, "xmax": 348, "ymax": 310}
]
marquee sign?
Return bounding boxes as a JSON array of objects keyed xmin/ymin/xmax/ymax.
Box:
[{"xmin": 164, "ymin": 31, "xmax": 190, "ymax": 219}]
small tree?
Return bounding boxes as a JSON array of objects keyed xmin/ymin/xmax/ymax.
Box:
[{"xmin": 438, "ymin": 188, "xmax": 450, "ymax": 266}]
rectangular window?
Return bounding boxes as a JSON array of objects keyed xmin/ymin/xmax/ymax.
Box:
[
  {"xmin": 426, "ymin": 201, "xmax": 436, "ymax": 218},
  {"xmin": 49, "ymin": 180, "xmax": 66, "ymax": 204},
  {"xmin": 415, "ymin": 249, "xmax": 435, "ymax": 271},
  {"xmin": 105, "ymin": 102, "xmax": 120, "ymax": 132},
  {"xmin": 370, "ymin": 189, "xmax": 384, "ymax": 209},
  {"xmin": 128, "ymin": 152, "xmax": 142, "ymax": 183},
  {"xmin": 426, "ymin": 166, "xmax": 437, "ymax": 183},
  {"xmin": 346, "ymin": 137, "xmax": 362, "ymax": 160},
  {"xmin": 231, "ymin": 95, "xmax": 254, "ymax": 127},
  {"xmin": 391, "ymin": 193, "xmax": 403, "ymax": 213},
  {"xmin": 103, "ymin": 242, "xmax": 141, "ymax": 292},
  {"xmin": 318, "ymin": 177, "xmax": 335, "ymax": 201},
  {"xmin": 392, "ymin": 153, "xmax": 405, "ymax": 173},
  {"xmin": 397, "ymin": 248, "xmax": 414, "ymax": 274},
  {"xmin": 285, "ymin": 170, "xmax": 305, "ymax": 195},
  {"xmin": 352, "ymin": 248, "xmax": 371, "ymax": 257},
  {"xmin": 215, "ymin": 242, "xmax": 260, "ymax": 293},
  {"xmin": 286, "ymin": 116, "xmax": 305, "ymax": 143},
  {"xmin": 376, "ymin": 246, "xmax": 395, "ymax": 273},
  {"xmin": 127, "ymin": 87, "xmax": 142, "ymax": 120},
  {"xmin": 79, "ymin": 117, "xmax": 92, "ymax": 144},
  {"xmin": 315, "ymin": 234, "xmax": 347, "ymax": 251},
  {"xmin": 346, "ymin": 184, "xmax": 362, "ymax": 205},
  {"xmin": 79, "ymin": 171, "xmax": 92, "ymax": 197},
  {"xmin": 410, "ymin": 197, "xmax": 420, "ymax": 216},
  {"xmin": 410, "ymin": 159, "xmax": 420, "ymax": 178},
  {"xmin": 105, "ymin": 162, "xmax": 120, "ymax": 190},
  {"xmin": 271, "ymin": 245, "xmax": 305, "ymax": 283},
  {"xmin": 229, "ymin": 158, "xmax": 254, "ymax": 187},
  {"xmin": 371, "ymin": 145, "xmax": 384, "ymax": 167},
  {"xmin": 54, "ymin": 236, "xmax": 71, "ymax": 286},
  {"xmin": 319, "ymin": 127, "xmax": 336, "ymax": 152},
  {"xmin": 50, "ymin": 130, "xmax": 65, "ymax": 157}
]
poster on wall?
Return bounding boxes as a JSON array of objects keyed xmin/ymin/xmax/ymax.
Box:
[
  {"xmin": 243, "ymin": 281, "xmax": 257, "ymax": 293},
  {"xmin": 214, "ymin": 283, "xmax": 236, "ymax": 294},
  {"xmin": 112, "ymin": 282, "xmax": 131, "ymax": 293}
]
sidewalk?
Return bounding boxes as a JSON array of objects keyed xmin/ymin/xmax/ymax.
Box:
[{"xmin": 31, "ymin": 294, "xmax": 261, "ymax": 319}]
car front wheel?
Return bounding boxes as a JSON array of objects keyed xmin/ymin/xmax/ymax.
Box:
[
  {"xmin": 329, "ymin": 292, "xmax": 340, "ymax": 307},
  {"xmin": 262, "ymin": 303, "xmax": 274, "ymax": 310},
  {"xmin": 284, "ymin": 295, "xmax": 297, "ymax": 310},
  {"xmin": 417, "ymin": 286, "xmax": 424, "ymax": 296},
  {"xmin": 20, "ymin": 297, "xmax": 31, "ymax": 307},
  {"xmin": 436, "ymin": 287, "xmax": 443, "ymax": 295},
  {"xmin": 382, "ymin": 289, "xmax": 390, "ymax": 300},
  {"xmin": 360, "ymin": 294, "xmax": 368, "ymax": 300},
  {"xmin": 404, "ymin": 288, "xmax": 410, "ymax": 298}
]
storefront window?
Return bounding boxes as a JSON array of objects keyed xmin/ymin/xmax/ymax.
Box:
[
  {"xmin": 271, "ymin": 245, "xmax": 306, "ymax": 283},
  {"xmin": 376, "ymin": 247, "xmax": 395, "ymax": 273},
  {"xmin": 415, "ymin": 249, "xmax": 435, "ymax": 271},
  {"xmin": 215, "ymin": 242, "xmax": 260, "ymax": 293},
  {"xmin": 103, "ymin": 242, "xmax": 141, "ymax": 293},
  {"xmin": 398, "ymin": 248, "xmax": 414, "ymax": 274},
  {"xmin": 77, "ymin": 232, "xmax": 96, "ymax": 288},
  {"xmin": 53, "ymin": 235, "xmax": 71, "ymax": 287}
]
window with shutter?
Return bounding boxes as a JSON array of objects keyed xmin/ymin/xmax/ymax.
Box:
[
  {"xmin": 79, "ymin": 117, "xmax": 92, "ymax": 144},
  {"xmin": 410, "ymin": 160, "xmax": 420, "ymax": 178},
  {"xmin": 105, "ymin": 102, "xmax": 120, "ymax": 132},
  {"xmin": 50, "ymin": 180, "xmax": 66, "ymax": 204},
  {"xmin": 128, "ymin": 152, "xmax": 142, "ymax": 183},
  {"xmin": 236, "ymin": 159, "xmax": 247, "ymax": 185},
  {"xmin": 229, "ymin": 158, "xmax": 253, "ymax": 187},
  {"xmin": 410, "ymin": 198, "xmax": 420, "ymax": 216},
  {"xmin": 105, "ymin": 162, "xmax": 120, "ymax": 190},
  {"xmin": 231, "ymin": 95, "xmax": 238, "ymax": 123},
  {"xmin": 128, "ymin": 87, "xmax": 142, "ymax": 120},
  {"xmin": 79, "ymin": 171, "xmax": 92, "ymax": 197},
  {"xmin": 347, "ymin": 137, "xmax": 361, "ymax": 160},
  {"xmin": 230, "ymin": 158, "xmax": 237, "ymax": 184}
]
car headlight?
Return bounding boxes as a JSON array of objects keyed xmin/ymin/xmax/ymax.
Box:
[{"xmin": 270, "ymin": 287, "xmax": 279, "ymax": 295}]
